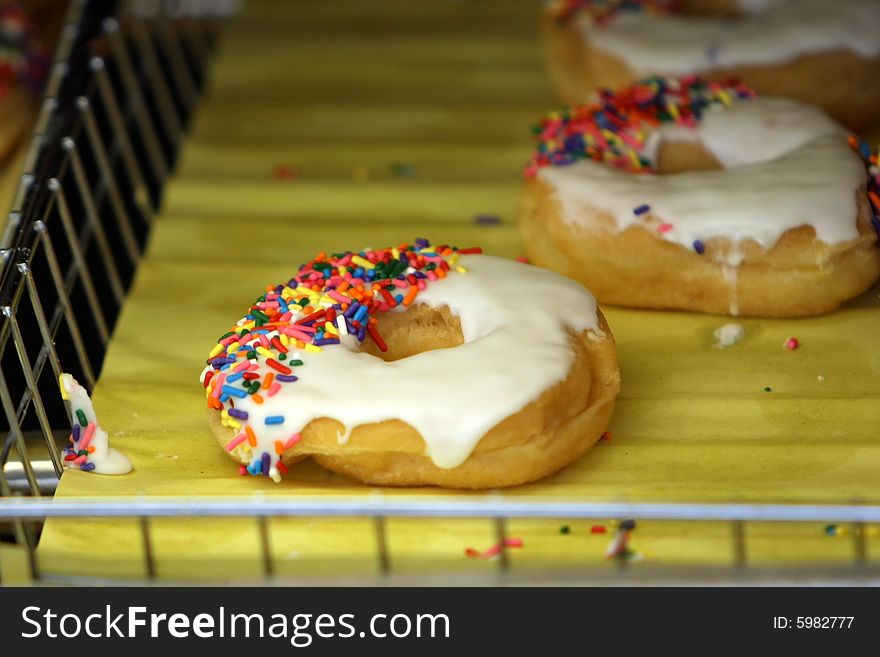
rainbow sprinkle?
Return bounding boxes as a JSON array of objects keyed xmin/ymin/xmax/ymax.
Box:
[
  {"xmin": 0, "ymin": 3, "xmax": 48, "ymax": 98},
  {"xmin": 526, "ymin": 75, "xmax": 756, "ymax": 177},
  {"xmin": 549, "ymin": 0, "xmax": 676, "ymax": 25},
  {"xmin": 203, "ymin": 239, "xmax": 482, "ymax": 481},
  {"xmin": 61, "ymin": 406, "xmax": 97, "ymax": 472},
  {"xmin": 848, "ymin": 136, "xmax": 880, "ymax": 236}
]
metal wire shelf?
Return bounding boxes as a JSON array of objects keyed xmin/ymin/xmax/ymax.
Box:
[{"xmin": 0, "ymin": 0, "xmax": 876, "ymax": 586}]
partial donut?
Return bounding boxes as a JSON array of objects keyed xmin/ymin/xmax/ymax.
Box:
[
  {"xmin": 201, "ymin": 240, "xmax": 620, "ymax": 488},
  {"xmin": 543, "ymin": 0, "xmax": 880, "ymax": 132},
  {"xmin": 518, "ymin": 77, "xmax": 880, "ymax": 317}
]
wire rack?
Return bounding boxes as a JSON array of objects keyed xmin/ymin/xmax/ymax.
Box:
[{"xmin": 0, "ymin": 0, "xmax": 878, "ymax": 586}]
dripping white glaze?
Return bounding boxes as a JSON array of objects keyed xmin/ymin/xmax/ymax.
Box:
[
  {"xmin": 713, "ymin": 323, "xmax": 745, "ymax": 348},
  {"xmin": 60, "ymin": 374, "xmax": 132, "ymax": 475},
  {"xmin": 209, "ymin": 255, "xmax": 600, "ymax": 472},
  {"xmin": 538, "ymin": 97, "xmax": 865, "ymax": 252},
  {"xmin": 584, "ymin": 0, "xmax": 880, "ymax": 75}
]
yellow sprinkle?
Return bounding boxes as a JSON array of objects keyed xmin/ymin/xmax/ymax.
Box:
[
  {"xmin": 220, "ymin": 409, "xmax": 229, "ymax": 419},
  {"xmin": 304, "ymin": 343, "xmax": 323, "ymax": 353},
  {"xmin": 225, "ymin": 341, "xmax": 240, "ymax": 354},
  {"xmin": 456, "ymin": 265, "xmax": 469, "ymax": 274},
  {"xmin": 448, "ymin": 253, "xmax": 459, "ymax": 266},
  {"xmin": 666, "ymin": 101, "xmax": 679, "ymax": 120},
  {"xmin": 338, "ymin": 266, "xmax": 347, "ymax": 277},
  {"xmin": 628, "ymin": 150, "xmax": 641, "ymax": 167},
  {"xmin": 208, "ymin": 343, "xmax": 225, "ymax": 358},
  {"xmin": 59, "ymin": 374, "xmax": 69, "ymax": 400},
  {"xmin": 717, "ymin": 90, "xmax": 732, "ymax": 106},
  {"xmin": 319, "ymin": 295, "xmax": 335, "ymax": 306},
  {"xmin": 280, "ymin": 334, "xmax": 290, "ymax": 346},
  {"xmin": 392, "ymin": 247, "xmax": 400, "ymax": 259},
  {"xmin": 351, "ymin": 255, "xmax": 374, "ymax": 270},
  {"xmin": 256, "ymin": 346, "xmax": 274, "ymax": 358},
  {"xmin": 227, "ymin": 419, "xmax": 241, "ymax": 430}
]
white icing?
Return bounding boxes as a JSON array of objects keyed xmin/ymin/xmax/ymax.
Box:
[
  {"xmin": 538, "ymin": 97, "xmax": 865, "ymax": 251},
  {"xmin": 713, "ymin": 323, "xmax": 745, "ymax": 348},
  {"xmin": 587, "ymin": 0, "xmax": 880, "ymax": 74},
  {"xmin": 212, "ymin": 255, "xmax": 599, "ymax": 472},
  {"xmin": 59, "ymin": 374, "xmax": 132, "ymax": 475}
]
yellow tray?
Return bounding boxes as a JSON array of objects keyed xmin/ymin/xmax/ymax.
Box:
[{"xmin": 36, "ymin": 0, "xmax": 880, "ymax": 581}]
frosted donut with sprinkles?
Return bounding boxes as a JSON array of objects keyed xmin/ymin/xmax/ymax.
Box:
[
  {"xmin": 542, "ymin": 0, "xmax": 880, "ymax": 131},
  {"xmin": 201, "ymin": 240, "xmax": 620, "ymax": 488},
  {"xmin": 518, "ymin": 76, "xmax": 880, "ymax": 317}
]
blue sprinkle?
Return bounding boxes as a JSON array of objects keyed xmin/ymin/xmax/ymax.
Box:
[
  {"xmin": 693, "ymin": 240, "xmax": 706, "ymax": 255},
  {"xmin": 265, "ymin": 415, "xmax": 285, "ymax": 425},
  {"xmin": 228, "ymin": 408, "xmax": 248, "ymax": 420},
  {"xmin": 72, "ymin": 424, "xmax": 80, "ymax": 441},
  {"xmin": 80, "ymin": 462, "xmax": 96, "ymax": 472},
  {"xmin": 226, "ymin": 372, "xmax": 243, "ymax": 383},
  {"xmin": 633, "ymin": 204, "xmax": 651, "ymax": 216},
  {"xmin": 219, "ymin": 393, "xmax": 230, "ymax": 403},
  {"xmin": 276, "ymin": 374, "xmax": 298, "ymax": 383},
  {"xmin": 210, "ymin": 356, "xmax": 234, "ymax": 367},
  {"xmin": 474, "ymin": 213, "xmax": 502, "ymax": 225},
  {"xmin": 313, "ymin": 338, "xmax": 340, "ymax": 346},
  {"xmin": 261, "ymin": 452, "xmax": 271, "ymax": 476},
  {"xmin": 222, "ymin": 385, "xmax": 247, "ymax": 399}
]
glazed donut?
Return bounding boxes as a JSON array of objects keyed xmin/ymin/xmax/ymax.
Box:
[
  {"xmin": 200, "ymin": 240, "xmax": 620, "ymax": 488},
  {"xmin": 543, "ymin": 0, "xmax": 880, "ymax": 132},
  {"xmin": 518, "ymin": 77, "xmax": 880, "ymax": 317}
]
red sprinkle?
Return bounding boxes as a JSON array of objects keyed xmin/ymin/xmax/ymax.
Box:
[
  {"xmin": 591, "ymin": 525, "xmax": 608, "ymax": 534},
  {"xmin": 785, "ymin": 337, "xmax": 799, "ymax": 350},
  {"xmin": 600, "ymin": 431, "xmax": 612, "ymax": 442},
  {"xmin": 366, "ymin": 324, "xmax": 388, "ymax": 352},
  {"xmin": 266, "ymin": 358, "xmax": 292, "ymax": 375}
]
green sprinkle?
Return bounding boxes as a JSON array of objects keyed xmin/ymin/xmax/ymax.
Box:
[
  {"xmin": 247, "ymin": 381, "xmax": 261, "ymax": 395},
  {"xmin": 559, "ymin": 525, "xmax": 570, "ymax": 535},
  {"xmin": 279, "ymin": 353, "xmax": 287, "ymax": 360},
  {"xmin": 763, "ymin": 386, "xmax": 772, "ymax": 393},
  {"xmin": 219, "ymin": 331, "xmax": 235, "ymax": 341},
  {"xmin": 75, "ymin": 409, "xmax": 87, "ymax": 426},
  {"xmin": 246, "ymin": 350, "xmax": 257, "ymax": 360},
  {"xmin": 77, "ymin": 449, "xmax": 88, "ymax": 456}
]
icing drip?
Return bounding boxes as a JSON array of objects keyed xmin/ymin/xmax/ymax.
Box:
[
  {"xmin": 202, "ymin": 242, "xmax": 599, "ymax": 481},
  {"xmin": 586, "ymin": 0, "xmax": 880, "ymax": 75},
  {"xmin": 59, "ymin": 374, "xmax": 132, "ymax": 475},
  {"xmin": 713, "ymin": 323, "xmax": 745, "ymax": 348}
]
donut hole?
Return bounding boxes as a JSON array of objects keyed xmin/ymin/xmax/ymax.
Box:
[
  {"xmin": 655, "ymin": 140, "xmax": 724, "ymax": 174},
  {"xmin": 359, "ymin": 304, "xmax": 463, "ymax": 362}
]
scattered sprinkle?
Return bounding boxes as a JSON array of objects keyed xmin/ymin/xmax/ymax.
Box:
[
  {"xmin": 784, "ymin": 337, "xmax": 799, "ymax": 350},
  {"xmin": 692, "ymin": 239, "xmax": 706, "ymax": 255},
  {"xmin": 352, "ymin": 165, "xmax": 370, "ymax": 182},
  {"xmin": 559, "ymin": 525, "xmax": 571, "ymax": 534},
  {"xmin": 473, "ymin": 213, "xmax": 503, "ymax": 225},
  {"xmin": 465, "ymin": 537, "xmax": 524, "ymax": 559},
  {"xmin": 633, "ymin": 203, "xmax": 651, "ymax": 216},
  {"xmin": 817, "ymin": 374, "xmax": 825, "ymax": 383},
  {"xmin": 590, "ymin": 525, "xmax": 607, "ymax": 534},
  {"xmin": 390, "ymin": 162, "xmax": 417, "ymax": 178},
  {"xmin": 600, "ymin": 431, "xmax": 612, "ymax": 442},
  {"xmin": 514, "ymin": 255, "xmax": 530, "ymax": 264},
  {"xmin": 273, "ymin": 165, "xmax": 299, "ymax": 181},
  {"xmin": 763, "ymin": 386, "xmax": 772, "ymax": 393}
]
